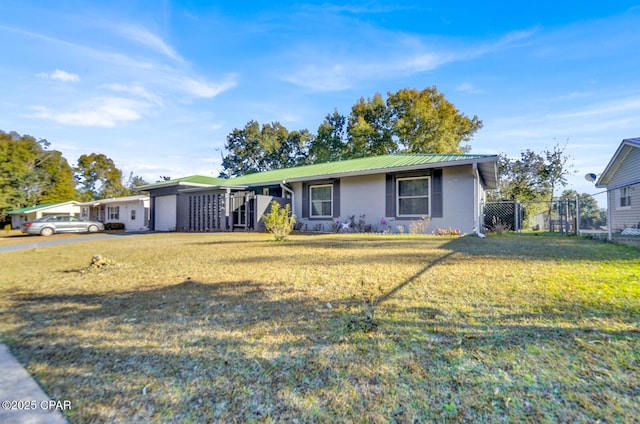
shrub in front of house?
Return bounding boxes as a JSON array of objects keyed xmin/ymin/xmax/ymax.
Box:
[
  {"xmin": 434, "ymin": 228, "xmax": 461, "ymax": 236},
  {"xmin": 263, "ymin": 201, "xmax": 296, "ymax": 242},
  {"xmin": 409, "ymin": 216, "xmax": 431, "ymax": 235},
  {"xmin": 105, "ymin": 222, "xmax": 125, "ymax": 231}
]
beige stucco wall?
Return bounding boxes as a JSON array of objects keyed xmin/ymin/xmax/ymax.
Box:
[
  {"xmin": 339, "ymin": 174, "xmax": 386, "ymax": 225},
  {"xmin": 292, "ymin": 165, "xmax": 480, "ymax": 234},
  {"xmin": 437, "ymin": 165, "xmax": 476, "ymax": 232}
]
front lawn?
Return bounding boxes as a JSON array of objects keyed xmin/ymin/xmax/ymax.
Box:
[{"xmin": 0, "ymin": 233, "xmax": 638, "ymax": 422}]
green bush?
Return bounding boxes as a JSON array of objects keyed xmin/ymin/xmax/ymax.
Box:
[
  {"xmin": 105, "ymin": 222, "xmax": 125, "ymax": 231},
  {"xmin": 262, "ymin": 201, "xmax": 296, "ymax": 242}
]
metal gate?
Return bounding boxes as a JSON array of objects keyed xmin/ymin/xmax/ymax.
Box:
[{"xmin": 483, "ymin": 197, "xmax": 592, "ymax": 235}]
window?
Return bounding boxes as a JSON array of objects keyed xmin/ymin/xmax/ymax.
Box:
[
  {"xmin": 107, "ymin": 206, "xmax": 119, "ymax": 220},
  {"xmin": 397, "ymin": 177, "xmax": 430, "ymax": 217},
  {"xmin": 131, "ymin": 209, "xmax": 136, "ymax": 221},
  {"xmin": 310, "ymin": 184, "xmax": 333, "ymax": 217},
  {"xmin": 620, "ymin": 187, "xmax": 632, "ymax": 208}
]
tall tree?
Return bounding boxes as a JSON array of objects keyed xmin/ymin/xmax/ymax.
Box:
[
  {"xmin": 0, "ymin": 130, "xmax": 76, "ymax": 222},
  {"xmin": 126, "ymin": 172, "xmax": 149, "ymax": 191},
  {"xmin": 495, "ymin": 144, "xmax": 574, "ymax": 202},
  {"xmin": 75, "ymin": 153, "xmax": 129, "ymax": 201},
  {"xmin": 220, "ymin": 121, "xmax": 310, "ymax": 177},
  {"xmin": 387, "ymin": 87, "xmax": 482, "ymax": 154},
  {"xmin": 220, "ymin": 121, "xmax": 263, "ymax": 177},
  {"xmin": 494, "ymin": 150, "xmax": 547, "ymax": 201},
  {"xmin": 347, "ymin": 93, "xmax": 396, "ymax": 158},
  {"xmin": 541, "ymin": 142, "xmax": 574, "ymax": 201},
  {"xmin": 37, "ymin": 150, "xmax": 77, "ymax": 203},
  {"xmin": 560, "ymin": 189, "xmax": 606, "ymax": 229},
  {"xmin": 308, "ymin": 111, "xmax": 349, "ymax": 163},
  {"xmin": 219, "ymin": 86, "xmax": 482, "ymax": 176}
]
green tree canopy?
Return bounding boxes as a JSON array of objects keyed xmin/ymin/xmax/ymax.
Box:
[
  {"xmin": 560, "ymin": 189, "xmax": 606, "ymax": 229},
  {"xmin": 308, "ymin": 110, "xmax": 349, "ymax": 164},
  {"xmin": 220, "ymin": 121, "xmax": 311, "ymax": 177},
  {"xmin": 387, "ymin": 87, "xmax": 481, "ymax": 154},
  {"xmin": 0, "ymin": 130, "xmax": 77, "ymax": 221},
  {"xmin": 220, "ymin": 86, "xmax": 483, "ymax": 176},
  {"xmin": 495, "ymin": 144, "xmax": 574, "ymax": 202},
  {"xmin": 347, "ymin": 93, "xmax": 396, "ymax": 158},
  {"xmin": 308, "ymin": 87, "xmax": 482, "ymax": 162},
  {"xmin": 75, "ymin": 153, "xmax": 129, "ymax": 201},
  {"xmin": 126, "ymin": 172, "xmax": 149, "ymax": 191}
]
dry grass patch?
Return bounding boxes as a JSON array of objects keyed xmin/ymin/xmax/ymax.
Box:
[{"xmin": 0, "ymin": 232, "xmax": 638, "ymax": 422}]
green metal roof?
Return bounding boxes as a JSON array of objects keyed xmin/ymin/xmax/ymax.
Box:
[
  {"xmin": 136, "ymin": 154, "xmax": 498, "ymax": 191},
  {"xmin": 229, "ymin": 154, "xmax": 496, "ymax": 186},
  {"xmin": 137, "ymin": 175, "xmax": 226, "ymax": 190},
  {"xmin": 8, "ymin": 201, "xmax": 75, "ymax": 214},
  {"xmin": 159, "ymin": 175, "xmax": 225, "ymax": 185}
]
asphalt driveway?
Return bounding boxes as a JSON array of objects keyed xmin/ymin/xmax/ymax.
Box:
[{"xmin": 0, "ymin": 232, "xmax": 146, "ymax": 253}]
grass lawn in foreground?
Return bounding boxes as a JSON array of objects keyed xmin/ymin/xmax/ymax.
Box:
[{"xmin": 0, "ymin": 233, "xmax": 638, "ymax": 422}]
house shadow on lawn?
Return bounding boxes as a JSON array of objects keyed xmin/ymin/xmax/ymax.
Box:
[{"xmin": 3, "ymin": 236, "xmax": 639, "ymax": 422}]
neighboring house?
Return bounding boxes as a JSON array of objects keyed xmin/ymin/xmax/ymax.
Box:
[
  {"xmin": 8, "ymin": 201, "xmax": 81, "ymax": 229},
  {"xmin": 138, "ymin": 154, "xmax": 499, "ymax": 235},
  {"xmin": 80, "ymin": 195, "xmax": 150, "ymax": 231},
  {"xmin": 595, "ymin": 137, "xmax": 640, "ymax": 239}
]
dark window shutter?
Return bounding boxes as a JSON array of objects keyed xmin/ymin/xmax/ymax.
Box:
[
  {"xmin": 301, "ymin": 182, "xmax": 309, "ymax": 218},
  {"xmin": 333, "ymin": 179, "xmax": 340, "ymax": 218},
  {"xmin": 385, "ymin": 174, "xmax": 395, "ymax": 217},
  {"xmin": 431, "ymin": 169, "xmax": 443, "ymax": 218}
]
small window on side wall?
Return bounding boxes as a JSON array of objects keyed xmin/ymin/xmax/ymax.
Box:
[
  {"xmin": 620, "ymin": 187, "xmax": 632, "ymax": 208},
  {"xmin": 131, "ymin": 209, "xmax": 136, "ymax": 220},
  {"xmin": 310, "ymin": 184, "xmax": 333, "ymax": 218}
]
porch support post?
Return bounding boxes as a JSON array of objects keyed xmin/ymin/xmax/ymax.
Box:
[{"xmin": 225, "ymin": 188, "xmax": 231, "ymax": 231}]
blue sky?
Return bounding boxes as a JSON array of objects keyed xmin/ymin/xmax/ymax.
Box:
[{"xmin": 2, "ymin": 1, "xmax": 640, "ymax": 202}]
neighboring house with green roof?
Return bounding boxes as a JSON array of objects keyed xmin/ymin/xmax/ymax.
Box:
[
  {"xmin": 137, "ymin": 153, "xmax": 499, "ymax": 235},
  {"xmin": 8, "ymin": 201, "xmax": 81, "ymax": 228}
]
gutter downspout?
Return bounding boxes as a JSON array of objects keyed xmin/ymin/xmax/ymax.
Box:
[
  {"xmin": 280, "ymin": 181, "xmax": 295, "ymax": 214},
  {"xmin": 225, "ymin": 187, "xmax": 231, "ymax": 230},
  {"xmin": 607, "ymin": 189, "xmax": 613, "ymax": 241},
  {"xmin": 473, "ymin": 162, "xmax": 482, "ymax": 236}
]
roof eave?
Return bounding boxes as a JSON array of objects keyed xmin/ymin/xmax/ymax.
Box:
[
  {"xmin": 137, "ymin": 181, "xmax": 218, "ymax": 191},
  {"xmin": 240, "ymin": 156, "xmax": 498, "ymax": 186},
  {"xmin": 179, "ymin": 185, "xmax": 249, "ymax": 193},
  {"xmin": 595, "ymin": 139, "xmax": 640, "ymax": 187},
  {"xmin": 7, "ymin": 200, "xmax": 80, "ymax": 214}
]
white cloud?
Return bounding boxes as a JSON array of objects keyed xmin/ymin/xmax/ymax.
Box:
[
  {"xmin": 282, "ymin": 64, "xmax": 352, "ymax": 92},
  {"xmin": 280, "ymin": 28, "xmax": 538, "ymax": 92},
  {"xmin": 104, "ymin": 83, "xmax": 163, "ymax": 105},
  {"xmin": 401, "ymin": 50, "xmax": 456, "ymax": 73},
  {"xmin": 555, "ymin": 97, "xmax": 640, "ymax": 119},
  {"xmin": 51, "ymin": 69, "xmax": 80, "ymax": 82},
  {"xmin": 456, "ymin": 82, "xmax": 481, "ymax": 93},
  {"xmin": 38, "ymin": 69, "xmax": 80, "ymax": 82},
  {"xmin": 177, "ymin": 75, "xmax": 237, "ymax": 98},
  {"xmin": 113, "ymin": 24, "xmax": 185, "ymax": 63},
  {"xmin": 31, "ymin": 97, "xmax": 148, "ymax": 127}
]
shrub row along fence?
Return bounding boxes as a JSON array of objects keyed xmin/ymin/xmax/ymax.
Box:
[{"xmin": 483, "ymin": 195, "xmax": 606, "ymax": 235}]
